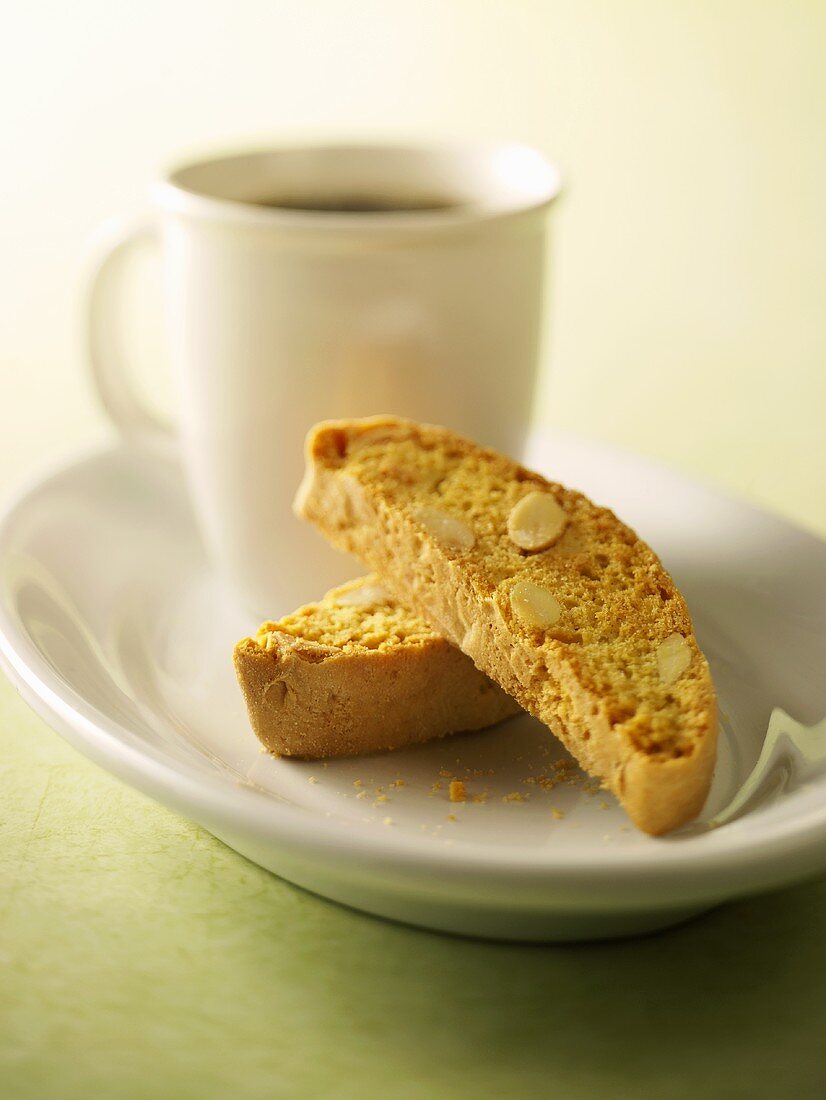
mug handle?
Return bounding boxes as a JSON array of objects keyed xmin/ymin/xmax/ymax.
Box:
[{"xmin": 85, "ymin": 214, "xmax": 177, "ymax": 460}]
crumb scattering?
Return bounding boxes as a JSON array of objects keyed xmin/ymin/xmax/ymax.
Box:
[
  {"xmin": 382, "ymin": 817, "xmax": 393, "ymax": 826},
  {"xmin": 353, "ymin": 779, "xmax": 364, "ymax": 788},
  {"xmin": 449, "ymin": 780, "xmax": 467, "ymax": 803},
  {"xmin": 502, "ymin": 791, "xmax": 526, "ymax": 803},
  {"xmin": 447, "ymin": 814, "xmax": 457, "ymax": 822},
  {"xmin": 308, "ymin": 776, "xmax": 318, "ymax": 784},
  {"xmin": 552, "ymin": 808, "xmax": 565, "ymax": 820}
]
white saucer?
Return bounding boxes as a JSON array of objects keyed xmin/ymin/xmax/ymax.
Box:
[{"xmin": 1, "ymin": 432, "xmax": 825, "ymax": 941}]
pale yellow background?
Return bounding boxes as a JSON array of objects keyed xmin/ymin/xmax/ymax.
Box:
[{"xmin": 1, "ymin": 0, "xmax": 824, "ymax": 533}]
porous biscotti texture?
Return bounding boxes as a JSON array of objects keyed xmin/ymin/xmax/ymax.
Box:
[
  {"xmin": 295, "ymin": 417, "xmax": 718, "ymax": 834},
  {"xmin": 233, "ymin": 574, "xmax": 520, "ymax": 759}
]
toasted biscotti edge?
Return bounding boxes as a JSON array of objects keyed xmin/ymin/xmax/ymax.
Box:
[
  {"xmin": 233, "ymin": 606, "xmax": 520, "ymax": 760},
  {"xmin": 295, "ymin": 416, "xmax": 718, "ymax": 834}
]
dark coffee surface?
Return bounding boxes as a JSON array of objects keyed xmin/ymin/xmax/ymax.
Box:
[{"xmin": 250, "ymin": 193, "xmax": 458, "ymax": 213}]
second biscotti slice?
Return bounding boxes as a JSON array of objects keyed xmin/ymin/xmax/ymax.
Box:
[
  {"xmin": 295, "ymin": 416, "xmax": 718, "ymax": 835},
  {"xmin": 233, "ymin": 574, "xmax": 520, "ymax": 759}
]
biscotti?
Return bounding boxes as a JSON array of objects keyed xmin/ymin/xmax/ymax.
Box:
[
  {"xmin": 295, "ymin": 417, "xmax": 718, "ymax": 834},
  {"xmin": 233, "ymin": 574, "xmax": 520, "ymax": 759}
]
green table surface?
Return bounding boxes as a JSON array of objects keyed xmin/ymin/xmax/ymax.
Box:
[{"xmin": 2, "ymin": 673, "xmax": 825, "ymax": 1099}]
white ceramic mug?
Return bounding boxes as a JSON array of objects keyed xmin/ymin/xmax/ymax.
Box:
[{"xmin": 86, "ymin": 143, "xmax": 561, "ymax": 614}]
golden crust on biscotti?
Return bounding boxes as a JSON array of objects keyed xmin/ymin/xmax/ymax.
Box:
[
  {"xmin": 295, "ymin": 417, "xmax": 718, "ymax": 834},
  {"xmin": 233, "ymin": 574, "xmax": 520, "ymax": 759}
]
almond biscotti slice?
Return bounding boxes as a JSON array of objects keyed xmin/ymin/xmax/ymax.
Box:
[
  {"xmin": 233, "ymin": 574, "xmax": 520, "ymax": 759},
  {"xmin": 295, "ymin": 417, "xmax": 718, "ymax": 834}
]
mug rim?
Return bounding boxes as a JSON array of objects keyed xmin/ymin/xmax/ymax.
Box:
[{"xmin": 153, "ymin": 140, "xmax": 562, "ymax": 233}]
